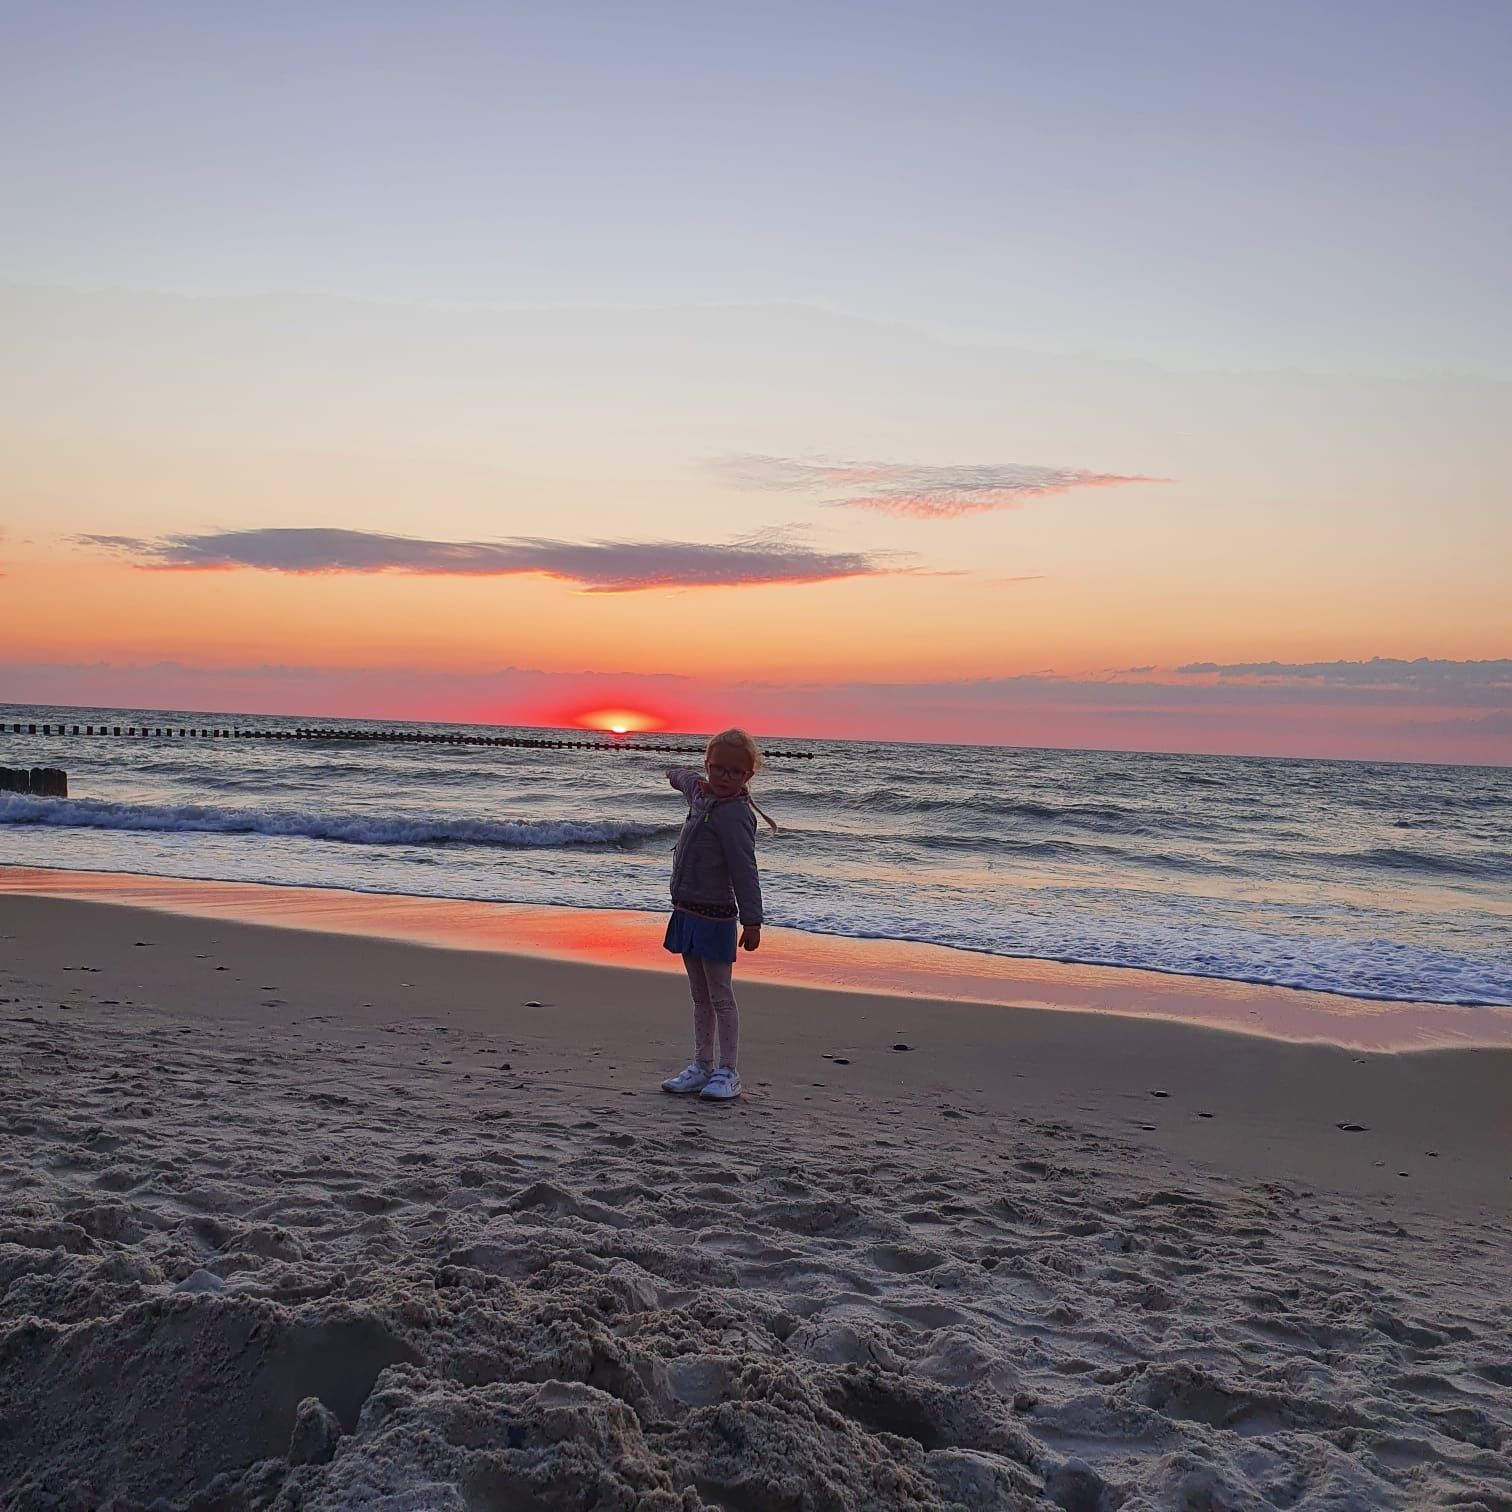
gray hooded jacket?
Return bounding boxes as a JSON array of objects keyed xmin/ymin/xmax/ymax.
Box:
[{"xmin": 666, "ymin": 767, "xmax": 763, "ymax": 926}]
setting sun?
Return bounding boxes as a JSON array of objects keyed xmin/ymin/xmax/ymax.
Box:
[{"xmin": 574, "ymin": 708, "xmax": 664, "ymax": 735}]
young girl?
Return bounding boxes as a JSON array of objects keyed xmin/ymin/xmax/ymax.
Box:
[{"xmin": 659, "ymin": 727, "xmax": 777, "ymax": 1102}]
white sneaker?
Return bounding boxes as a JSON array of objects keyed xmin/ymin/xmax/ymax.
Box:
[
  {"xmin": 699, "ymin": 1066, "xmax": 742, "ymax": 1102},
  {"xmin": 661, "ymin": 1062, "xmax": 713, "ymax": 1095}
]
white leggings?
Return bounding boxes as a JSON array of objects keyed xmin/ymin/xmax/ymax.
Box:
[{"xmin": 683, "ymin": 953, "xmax": 739, "ymax": 1071}]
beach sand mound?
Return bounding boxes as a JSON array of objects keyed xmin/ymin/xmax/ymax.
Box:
[{"xmin": 2, "ymin": 1002, "xmax": 1508, "ymax": 1511}]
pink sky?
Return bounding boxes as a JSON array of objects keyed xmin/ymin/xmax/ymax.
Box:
[{"xmin": 3, "ymin": 654, "xmax": 1507, "ymax": 766}]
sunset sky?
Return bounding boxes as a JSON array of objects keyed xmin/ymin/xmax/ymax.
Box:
[{"xmin": 2, "ymin": 2, "xmax": 1508, "ymax": 762}]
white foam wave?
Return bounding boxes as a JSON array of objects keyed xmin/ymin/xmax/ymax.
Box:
[
  {"xmin": 0, "ymin": 794, "xmax": 662, "ymax": 851},
  {"xmin": 774, "ymin": 890, "xmax": 1512, "ymax": 1007}
]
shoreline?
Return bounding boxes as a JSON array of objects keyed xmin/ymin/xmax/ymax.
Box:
[
  {"xmin": 2, "ymin": 863, "xmax": 1509, "ymax": 1052},
  {"xmin": 3, "ymin": 877, "xmax": 1508, "ymax": 1217}
]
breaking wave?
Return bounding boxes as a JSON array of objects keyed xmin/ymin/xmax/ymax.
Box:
[{"xmin": 0, "ymin": 794, "xmax": 668, "ymax": 851}]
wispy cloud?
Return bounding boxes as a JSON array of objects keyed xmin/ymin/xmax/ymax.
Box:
[
  {"xmin": 79, "ymin": 527, "xmax": 907, "ymax": 593},
  {"xmin": 715, "ymin": 455, "xmax": 1166, "ymax": 518}
]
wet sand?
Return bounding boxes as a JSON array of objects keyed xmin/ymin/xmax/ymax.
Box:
[{"xmin": 4, "ymin": 866, "xmax": 1509, "ymax": 1052}]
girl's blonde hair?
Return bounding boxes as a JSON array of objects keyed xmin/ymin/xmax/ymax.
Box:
[{"xmin": 705, "ymin": 727, "xmax": 779, "ymax": 833}]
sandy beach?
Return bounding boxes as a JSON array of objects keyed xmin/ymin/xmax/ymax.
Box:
[
  {"xmin": 7, "ymin": 7, "xmax": 1510, "ymax": 1509},
  {"xmin": 2, "ymin": 878, "xmax": 1509, "ymax": 1509}
]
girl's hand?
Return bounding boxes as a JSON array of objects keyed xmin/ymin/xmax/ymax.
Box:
[{"xmin": 740, "ymin": 924, "xmax": 761, "ymax": 952}]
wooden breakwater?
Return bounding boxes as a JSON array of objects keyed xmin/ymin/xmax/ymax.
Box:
[
  {"xmin": 0, "ymin": 766, "xmax": 68, "ymax": 796},
  {"xmin": 3, "ymin": 722, "xmax": 815, "ymax": 758}
]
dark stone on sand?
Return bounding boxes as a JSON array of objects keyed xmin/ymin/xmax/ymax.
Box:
[
  {"xmin": 285, "ymin": 1397, "xmax": 343, "ymax": 1469},
  {"xmin": 1150, "ymin": 1089, "xmax": 1169, "ymax": 1098},
  {"xmin": 1046, "ymin": 1456, "xmax": 1120, "ymax": 1512},
  {"xmin": 1336, "ymin": 1122, "xmax": 1368, "ymax": 1132},
  {"xmin": 892, "ymin": 1043, "xmax": 911, "ymax": 1051}
]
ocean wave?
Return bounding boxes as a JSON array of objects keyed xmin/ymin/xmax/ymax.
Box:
[
  {"xmin": 0, "ymin": 794, "xmax": 671, "ymax": 851},
  {"xmin": 1007, "ymin": 799, "xmax": 1133, "ymax": 825},
  {"xmin": 1172, "ymin": 769, "xmax": 1226, "ymax": 787},
  {"xmin": 896, "ymin": 833, "xmax": 1240, "ymax": 874},
  {"xmin": 1240, "ymin": 843, "xmax": 1509, "ymax": 883},
  {"xmin": 1353, "ymin": 845, "xmax": 1510, "ymax": 880},
  {"xmin": 821, "ymin": 792, "xmax": 1228, "ymax": 844},
  {"xmin": 850, "ymin": 792, "xmax": 1144, "ymax": 827}
]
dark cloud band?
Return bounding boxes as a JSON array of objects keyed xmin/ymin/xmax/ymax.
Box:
[
  {"xmin": 79, "ymin": 528, "xmax": 903, "ymax": 593},
  {"xmin": 1177, "ymin": 658, "xmax": 1512, "ymax": 701}
]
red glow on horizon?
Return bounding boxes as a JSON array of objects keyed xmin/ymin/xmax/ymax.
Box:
[{"xmin": 572, "ymin": 707, "xmax": 666, "ymax": 735}]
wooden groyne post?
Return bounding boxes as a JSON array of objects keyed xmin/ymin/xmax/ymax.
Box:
[{"xmin": 0, "ymin": 767, "xmax": 68, "ymax": 797}]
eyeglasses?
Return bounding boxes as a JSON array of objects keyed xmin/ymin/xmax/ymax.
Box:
[{"xmin": 707, "ymin": 762, "xmax": 750, "ymax": 781}]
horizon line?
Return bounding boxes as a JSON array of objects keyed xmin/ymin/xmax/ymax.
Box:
[{"xmin": 2, "ymin": 699, "xmax": 1505, "ymax": 773}]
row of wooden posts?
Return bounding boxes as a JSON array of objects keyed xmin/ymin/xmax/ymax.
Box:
[
  {"xmin": 3, "ymin": 722, "xmax": 814, "ymax": 758},
  {"xmin": 0, "ymin": 766, "xmax": 68, "ymax": 797}
]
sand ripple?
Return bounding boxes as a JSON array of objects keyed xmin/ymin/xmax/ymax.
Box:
[{"xmin": 2, "ymin": 1006, "xmax": 1508, "ymax": 1510}]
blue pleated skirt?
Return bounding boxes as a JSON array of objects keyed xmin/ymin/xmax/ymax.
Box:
[{"xmin": 663, "ymin": 909, "xmax": 738, "ymax": 963}]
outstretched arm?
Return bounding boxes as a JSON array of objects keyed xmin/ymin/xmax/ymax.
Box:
[{"xmin": 665, "ymin": 765, "xmax": 700, "ymax": 797}]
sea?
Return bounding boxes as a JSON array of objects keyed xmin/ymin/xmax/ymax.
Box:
[{"xmin": 1, "ymin": 702, "xmax": 1508, "ymax": 1010}]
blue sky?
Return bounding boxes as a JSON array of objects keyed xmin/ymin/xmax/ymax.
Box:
[{"xmin": 5, "ymin": 0, "xmax": 1510, "ymax": 373}]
